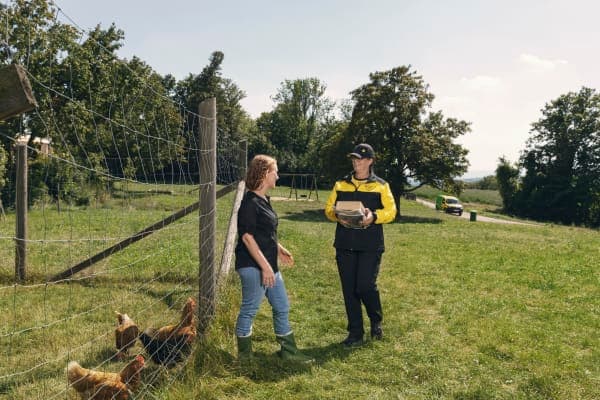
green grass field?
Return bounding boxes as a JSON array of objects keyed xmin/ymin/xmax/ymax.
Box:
[
  {"xmin": 1, "ymin": 185, "xmax": 598, "ymax": 399},
  {"xmin": 174, "ymin": 191, "xmax": 598, "ymax": 399}
]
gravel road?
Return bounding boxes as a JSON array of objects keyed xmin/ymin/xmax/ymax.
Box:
[{"xmin": 415, "ymin": 198, "xmax": 537, "ymax": 226}]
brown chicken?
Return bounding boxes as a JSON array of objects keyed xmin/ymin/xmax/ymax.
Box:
[
  {"xmin": 115, "ymin": 312, "xmax": 139, "ymax": 360},
  {"xmin": 67, "ymin": 355, "xmax": 145, "ymax": 400},
  {"xmin": 139, "ymin": 297, "xmax": 197, "ymax": 366}
]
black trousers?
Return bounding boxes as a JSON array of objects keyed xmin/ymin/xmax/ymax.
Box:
[{"xmin": 335, "ymin": 249, "xmax": 383, "ymax": 337}]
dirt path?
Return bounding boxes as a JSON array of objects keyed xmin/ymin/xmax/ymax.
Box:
[{"xmin": 415, "ymin": 198, "xmax": 538, "ymax": 226}]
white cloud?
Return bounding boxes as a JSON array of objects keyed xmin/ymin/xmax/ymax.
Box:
[
  {"xmin": 438, "ymin": 95, "xmax": 469, "ymax": 105},
  {"xmin": 434, "ymin": 95, "xmax": 474, "ymax": 120},
  {"xmin": 460, "ymin": 75, "xmax": 503, "ymax": 91},
  {"xmin": 518, "ymin": 53, "xmax": 568, "ymax": 70}
]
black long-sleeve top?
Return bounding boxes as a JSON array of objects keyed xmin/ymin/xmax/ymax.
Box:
[{"xmin": 235, "ymin": 191, "xmax": 279, "ymax": 272}]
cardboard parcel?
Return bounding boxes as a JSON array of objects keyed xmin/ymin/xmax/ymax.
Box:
[{"xmin": 334, "ymin": 201, "xmax": 365, "ymax": 229}]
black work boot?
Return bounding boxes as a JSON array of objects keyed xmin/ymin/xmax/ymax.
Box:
[
  {"xmin": 341, "ymin": 334, "xmax": 364, "ymax": 347},
  {"xmin": 370, "ymin": 323, "xmax": 383, "ymax": 340}
]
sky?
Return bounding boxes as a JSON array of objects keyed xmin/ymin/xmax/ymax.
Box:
[{"xmin": 51, "ymin": 0, "xmax": 600, "ymax": 178}]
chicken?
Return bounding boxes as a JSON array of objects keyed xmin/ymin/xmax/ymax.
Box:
[
  {"xmin": 115, "ymin": 312, "xmax": 139, "ymax": 360},
  {"xmin": 67, "ymin": 355, "xmax": 145, "ymax": 400},
  {"xmin": 139, "ymin": 297, "xmax": 197, "ymax": 367}
]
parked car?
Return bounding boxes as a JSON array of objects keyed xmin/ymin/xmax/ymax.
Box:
[{"xmin": 435, "ymin": 194, "xmax": 463, "ymax": 216}]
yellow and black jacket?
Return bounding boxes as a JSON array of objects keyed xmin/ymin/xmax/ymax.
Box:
[{"xmin": 325, "ymin": 172, "xmax": 397, "ymax": 252}]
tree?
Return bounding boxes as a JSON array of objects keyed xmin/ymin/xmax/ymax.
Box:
[
  {"xmin": 476, "ymin": 175, "xmax": 498, "ymax": 190},
  {"xmin": 252, "ymin": 78, "xmax": 335, "ymax": 173},
  {"xmin": 174, "ymin": 51, "xmax": 250, "ymax": 139},
  {"xmin": 464, "ymin": 175, "xmax": 498, "ymax": 190},
  {"xmin": 54, "ymin": 25, "xmax": 183, "ymax": 183},
  {"xmin": 334, "ymin": 66, "xmax": 470, "ymax": 212},
  {"xmin": 174, "ymin": 51, "xmax": 250, "ymax": 182},
  {"xmin": 1, "ymin": 0, "xmax": 81, "ymax": 205},
  {"xmin": 515, "ymin": 87, "xmax": 600, "ymax": 225},
  {"xmin": 495, "ymin": 156, "xmax": 520, "ymax": 212},
  {"xmin": 1, "ymin": 0, "xmax": 187, "ymax": 205}
]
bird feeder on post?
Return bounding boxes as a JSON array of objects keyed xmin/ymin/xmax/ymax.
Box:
[{"xmin": 0, "ymin": 64, "xmax": 37, "ymax": 121}]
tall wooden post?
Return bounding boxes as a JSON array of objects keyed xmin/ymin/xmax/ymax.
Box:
[
  {"xmin": 15, "ymin": 134, "xmax": 30, "ymax": 282},
  {"xmin": 198, "ymin": 98, "xmax": 216, "ymax": 334}
]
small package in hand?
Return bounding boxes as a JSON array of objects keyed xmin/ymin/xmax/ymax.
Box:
[{"xmin": 334, "ymin": 201, "xmax": 366, "ymax": 229}]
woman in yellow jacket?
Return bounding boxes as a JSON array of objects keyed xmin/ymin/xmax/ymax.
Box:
[{"xmin": 325, "ymin": 143, "xmax": 397, "ymax": 347}]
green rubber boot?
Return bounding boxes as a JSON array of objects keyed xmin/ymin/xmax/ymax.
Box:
[
  {"xmin": 237, "ymin": 335, "xmax": 253, "ymax": 363},
  {"xmin": 276, "ymin": 332, "xmax": 314, "ymax": 363}
]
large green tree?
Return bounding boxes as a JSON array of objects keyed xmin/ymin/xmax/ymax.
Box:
[
  {"xmin": 513, "ymin": 87, "xmax": 600, "ymax": 225},
  {"xmin": 1, "ymin": 0, "xmax": 187, "ymax": 205},
  {"xmin": 252, "ymin": 78, "xmax": 335, "ymax": 173},
  {"xmin": 54, "ymin": 25, "xmax": 183, "ymax": 182},
  {"xmin": 333, "ymin": 66, "xmax": 470, "ymax": 210},
  {"xmin": 174, "ymin": 51, "xmax": 251, "ymax": 182},
  {"xmin": 173, "ymin": 51, "xmax": 251, "ymax": 137},
  {"xmin": 1, "ymin": 0, "xmax": 80, "ymax": 204}
]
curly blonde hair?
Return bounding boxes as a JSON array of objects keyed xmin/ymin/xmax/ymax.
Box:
[{"xmin": 245, "ymin": 155, "xmax": 277, "ymax": 191}]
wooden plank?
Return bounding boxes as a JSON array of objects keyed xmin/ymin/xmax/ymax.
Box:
[
  {"xmin": 219, "ymin": 180, "xmax": 245, "ymax": 278},
  {"xmin": 0, "ymin": 64, "xmax": 38, "ymax": 121}
]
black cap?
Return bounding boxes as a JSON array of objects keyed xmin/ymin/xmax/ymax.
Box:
[{"xmin": 348, "ymin": 143, "xmax": 375, "ymax": 159}]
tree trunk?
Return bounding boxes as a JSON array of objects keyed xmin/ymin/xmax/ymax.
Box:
[{"xmin": 395, "ymin": 194, "xmax": 402, "ymax": 220}]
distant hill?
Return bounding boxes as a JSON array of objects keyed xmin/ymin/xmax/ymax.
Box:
[
  {"xmin": 462, "ymin": 177, "xmax": 483, "ymax": 183},
  {"xmin": 460, "ymin": 170, "xmax": 495, "ymax": 181}
]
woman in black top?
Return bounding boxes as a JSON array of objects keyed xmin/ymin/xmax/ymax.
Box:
[{"xmin": 235, "ymin": 154, "xmax": 312, "ymax": 363}]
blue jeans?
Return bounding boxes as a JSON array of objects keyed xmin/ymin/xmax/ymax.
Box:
[{"xmin": 235, "ymin": 267, "xmax": 291, "ymax": 337}]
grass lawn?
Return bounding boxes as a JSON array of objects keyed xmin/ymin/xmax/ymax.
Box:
[
  {"xmin": 170, "ymin": 194, "xmax": 599, "ymax": 400},
  {"xmin": 1, "ymin": 187, "xmax": 598, "ymax": 399}
]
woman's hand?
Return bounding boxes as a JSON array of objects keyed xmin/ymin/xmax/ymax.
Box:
[
  {"xmin": 278, "ymin": 244, "xmax": 295, "ymax": 266},
  {"xmin": 362, "ymin": 208, "xmax": 375, "ymax": 226},
  {"xmin": 261, "ymin": 267, "xmax": 276, "ymax": 288},
  {"xmin": 241, "ymin": 232, "xmax": 277, "ymax": 287}
]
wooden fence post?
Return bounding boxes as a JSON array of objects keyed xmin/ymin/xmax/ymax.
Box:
[
  {"xmin": 198, "ymin": 98, "xmax": 216, "ymax": 335},
  {"xmin": 15, "ymin": 134, "xmax": 30, "ymax": 282}
]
